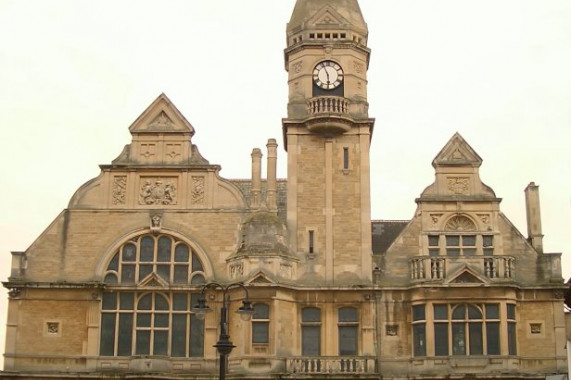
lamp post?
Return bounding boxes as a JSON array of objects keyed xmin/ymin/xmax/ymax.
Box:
[{"xmin": 192, "ymin": 282, "xmax": 254, "ymax": 380}]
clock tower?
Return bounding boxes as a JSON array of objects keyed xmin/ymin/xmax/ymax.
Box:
[{"xmin": 283, "ymin": 0, "xmax": 375, "ymax": 284}]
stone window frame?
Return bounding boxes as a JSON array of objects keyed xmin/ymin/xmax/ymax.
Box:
[
  {"xmin": 252, "ymin": 303, "xmax": 270, "ymax": 345},
  {"xmin": 301, "ymin": 307, "xmax": 322, "ymax": 356},
  {"xmin": 338, "ymin": 307, "xmax": 359, "ymax": 356}
]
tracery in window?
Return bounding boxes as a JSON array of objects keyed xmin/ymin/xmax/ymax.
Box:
[{"xmin": 100, "ymin": 233, "xmax": 206, "ymax": 358}]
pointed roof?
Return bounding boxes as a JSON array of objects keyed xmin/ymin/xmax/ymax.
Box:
[
  {"xmin": 287, "ymin": 0, "xmax": 367, "ymax": 33},
  {"xmin": 432, "ymin": 132, "xmax": 482, "ymax": 168},
  {"xmin": 129, "ymin": 93, "xmax": 195, "ymax": 136}
]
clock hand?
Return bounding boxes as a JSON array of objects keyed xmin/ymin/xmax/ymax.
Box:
[{"xmin": 325, "ymin": 67, "xmax": 331, "ymax": 84}]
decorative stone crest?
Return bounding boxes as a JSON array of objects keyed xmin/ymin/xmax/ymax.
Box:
[
  {"xmin": 230, "ymin": 263, "xmax": 244, "ymax": 279},
  {"xmin": 477, "ymin": 214, "xmax": 490, "ymax": 225},
  {"xmin": 447, "ymin": 177, "xmax": 470, "ymax": 195},
  {"xmin": 353, "ymin": 61, "xmax": 364, "ymax": 74},
  {"xmin": 291, "ymin": 61, "xmax": 303, "ymax": 74},
  {"xmin": 140, "ymin": 143, "xmax": 156, "ymax": 158},
  {"xmin": 139, "ymin": 178, "xmax": 177, "ymax": 205},
  {"xmin": 386, "ymin": 325, "xmax": 399, "ymax": 336},
  {"xmin": 430, "ymin": 213, "xmax": 443, "ymax": 225},
  {"xmin": 112, "ymin": 176, "xmax": 127, "ymax": 205},
  {"xmin": 151, "ymin": 214, "xmax": 162, "ymax": 232},
  {"xmin": 165, "ymin": 144, "xmax": 181, "ymax": 159},
  {"xmin": 191, "ymin": 176, "xmax": 205, "ymax": 205}
]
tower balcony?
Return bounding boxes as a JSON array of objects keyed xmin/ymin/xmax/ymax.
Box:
[{"xmin": 304, "ymin": 96, "xmax": 352, "ymax": 134}]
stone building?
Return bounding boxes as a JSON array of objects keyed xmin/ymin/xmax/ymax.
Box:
[{"xmin": 2, "ymin": 0, "xmax": 567, "ymax": 379}]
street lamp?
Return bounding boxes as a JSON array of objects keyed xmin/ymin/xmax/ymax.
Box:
[{"xmin": 192, "ymin": 282, "xmax": 254, "ymax": 380}]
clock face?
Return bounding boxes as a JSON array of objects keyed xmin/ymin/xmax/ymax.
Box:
[{"xmin": 313, "ymin": 61, "xmax": 344, "ymax": 90}]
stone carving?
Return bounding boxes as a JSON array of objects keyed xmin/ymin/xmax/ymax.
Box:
[
  {"xmin": 148, "ymin": 111, "xmax": 174, "ymax": 130},
  {"xmin": 291, "ymin": 61, "xmax": 303, "ymax": 74},
  {"xmin": 445, "ymin": 215, "xmax": 476, "ymax": 231},
  {"xmin": 530, "ymin": 323, "xmax": 542, "ymax": 334},
  {"xmin": 280, "ymin": 264, "xmax": 292, "ymax": 279},
  {"xmin": 230, "ymin": 263, "xmax": 243, "ymax": 279},
  {"xmin": 8, "ymin": 288, "xmax": 20, "ymax": 299},
  {"xmin": 112, "ymin": 176, "xmax": 127, "ymax": 205},
  {"xmin": 139, "ymin": 178, "xmax": 177, "ymax": 205},
  {"xmin": 353, "ymin": 61, "xmax": 364, "ymax": 74},
  {"xmin": 140, "ymin": 143, "xmax": 156, "ymax": 158},
  {"xmin": 165, "ymin": 144, "xmax": 181, "ymax": 159},
  {"xmin": 151, "ymin": 214, "xmax": 162, "ymax": 232},
  {"xmin": 386, "ymin": 325, "xmax": 398, "ymax": 336},
  {"xmin": 430, "ymin": 213, "xmax": 443, "ymax": 225},
  {"xmin": 450, "ymin": 147, "xmax": 466, "ymax": 160},
  {"xmin": 447, "ymin": 177, "xmax": 470, "ymax": 195},
  {"xmin": 191, "ymin": 176, "xmax": 205, "ymax": 205},
  {"xmin": 46, "ymin": 322, "xmax": 59, "ymax": 334},
  {"xmin": 477, "ymin": 214, "xmax": 490, "ymax": 225}
]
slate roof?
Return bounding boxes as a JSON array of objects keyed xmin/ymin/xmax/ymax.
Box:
[{"xmin": 371, "ymin": 220, "xmax": 409, "ymax": 255}]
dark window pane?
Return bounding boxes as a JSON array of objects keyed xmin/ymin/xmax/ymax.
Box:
[
  {"xmin": 452, "ymin": 323, "xmax": 466, "ymax": 355},
  {"xmin": 190, "ymin": 315, "xmax": 204, "ymax": 357},
  {"xmin": 253, "ymin": 304, "xmax": 269, "ymax": 319},
  {"xmin": 102, "ymin": 293, "xmax": 117, "ymax": 310},
  {"xmin": 302, "ymin": 307, "xmax": 321, "ymax": 322},
  {"xmin": 100, "ymin": 313, "xmax": 116, "ymax": 356},
  {"xmin": 484, "ymin": 248, "xmax": 494, "ymax": 256},
  {"xmin": 464, "ymin": 248, "xmax": 476, "ymax": 256},
  {"xmin": 121, "ymin": 264, "xmax": 136, "ymax": 284},
  {"xmin": 104, "ymin": 273, "xmax": 118, "ymax": 284},
  {"xmin": 157, "ymin": 236, "xmax": 172, "ymax": 262},
  {"xmin": 117, "ymin": 314, "xmax": 133, "ymax": 356},
  {"xmin": 108, "ymin": 253, "xmax": 119, "ymax": 271},
  {"xmin": 252, "ymin": 322, "xmax": 269, "ymax": 343},
  {"xmin": 155, "ymin": 314, "xmax": 169, "ymax": 327},
  {"xmin": 137, "ymin": 313, "xmax": 151, "ymax": 327},
  {"xmin": 413, "ymin": 324, "xmax": 426, "ymax": 356},
  {"xmin": 486, "ymin": 322, "xmax": 500, "ymax": 355},
  {"xmin": 446, "ymin": 235, "xmax": 460, "ymax": 246},
  {"xmin": 173, "ymin": 294, "xmax": 187, "ymax": 311},
  {"xmin": 122, "ymin": 243, "xmax": 137, "ymax": 262},
  {"xmin": 339, "ymin": 307, "xmax": 357, "ymax": 322},
  {"xmin": 434, "ymin": 323, "xmax": 448, "ymax": 356},
  {"xmin": 302, "ymin": 326, "xmax": 320, "ymax": 355},
  {"xmin": 469, "ymin": 322, "xmax": 483, "ymax": 355},
  {"xmin": 174, "ymin": 265, "xmax": 189, "ymax": 284},
  {"xmin": 508, "ymin": 322, "xmax": 517, "ymax": 355},
  {"xmin": 468, "ymin": 305, "xmax": 482, "ymax": 319},
  {"xmin": 429, "ymin": 248, "xmax": 440, "ymax": 257},
  {"xmin": 192, "ymin": 252, "xmax": 204, "ymax": 272},
  {"xmin": 140, "ymin": 236, "xmax": 154, "ymax": 262},
  {"xmin": 191, "ymin": 274, "xmax": 205, "ymax": 284},
  {"xmin": 154, "ymin": 330, "xmax": 168, "ymax": 356},
  {"xmin": 172, "ymin": 314, "xmax": 187, "ymax": 357},
  {"xmin": 486, "ymin": 304, "xmax": 499, "ymax": 319},
  {"xmin": 120, "ymin": 293, "xmax": 134, "ymax": 310},
  {"xmin": 155, "ymin": 294, "xmax": 169, "ymax": 310},
  {"xmin": 138, "ymin": 264, "xmax": 153, "ymax": 282},
  {"xmin": 138, "ymin": 294, "xmax": 152, "ymax": 310},
  {"xmin": 175, "ymin": 244, "xmax": 189, "ymax": 262},
  {"xmin": 339, "ymin": 326, "xmax": 357, "ymax": 355},
  {"xmin": 452, "ymin": 305, "xmax": 465, "ymax": 320},
  {"xmin": 434, "ymin": 305, "xmax": 447, "ymax": 320},
  {"xmin": 157, "ymin": 265, "xmax": 170, "ymax": 282},
  {"xmin": 462, "ymin": 235, "xmax": 476, "ymax": 246},
  {"xmin": 483, "ymin": 235, "xmax": 494, "ymax": 247},
  {"xmin": 447, "ymin": 248, "xmax": 460, "ymax": 256},
  {"xmin": 412, "ymin": 305, "xmax": 425, "ymax": 321},
  {"xmin": 136, "ymin": 330, "xmax": 150, "ymax": 355},
  {"xmin": 428, "ymin": 235, "xmax": 439, "ymax": 246},
  {"xmin": 507, "ymin": 304, "xmax": 516, "ymax": 320}
]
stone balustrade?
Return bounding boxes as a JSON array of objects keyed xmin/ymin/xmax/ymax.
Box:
[{"xmin": 410, "ymin": 256, "xmax": 515, "ymax": 281}]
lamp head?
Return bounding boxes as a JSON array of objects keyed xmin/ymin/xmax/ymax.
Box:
[
  {"xmin": 236, "ymin": 299, "xmax": 255, "ymax": 321},
  {"xmin": 191, "ymin": 296, "xmax": 212, "ymax": 321}
]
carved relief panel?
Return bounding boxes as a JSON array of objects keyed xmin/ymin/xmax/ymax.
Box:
[{"xmin": 139, "ymin": 177, "xmax": 178, "ymax": 205}]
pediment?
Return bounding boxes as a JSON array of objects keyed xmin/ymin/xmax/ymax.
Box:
[
  {"xmin": 432, "ymin": 133, "xmax": 482, "ymax": 168},
  {"xmin": 245, "ymin": 271, "xmax": 276, "ymax": 285},
  {"xmin": 446, "ymin": 266, "xmax": 488, "ymax": 285},
  {"xmin": 129, "ymin": 93, "xmax": 195, "ymax": 135},
  {"xmin": 138, "ymin": 272, "xmax": 169, "ymax": 288},
  {"xmin": 308, "ymin": 5, "xmax": 350, "ymax": 27}
]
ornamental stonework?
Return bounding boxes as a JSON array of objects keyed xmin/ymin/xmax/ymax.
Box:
[
  {"xmin": 112, "ymin": 176, "xmax": 127, "ymax": 205},
  {"xmin": 447, "ymin": 176, "xmax": 470, "ymax": 195},
  {"xmin": 191, "ymin": 176, "xmax": 205, "ymax": 205},
  {"xmin": 139, "ymin": 178, "xmax": 177, "ymax": 205}
]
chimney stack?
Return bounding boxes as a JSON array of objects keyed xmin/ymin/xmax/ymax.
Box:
[
  {"xmin": 524, "ymin": 182, "xmax": 543, "ymax": 253},
  {"xmin": 266, "ymin": 139, "xmax": 278, "ymax": 212},
  {"xmin": 251, "ymin": 148, "xmax": 262, "ymax": 209}
]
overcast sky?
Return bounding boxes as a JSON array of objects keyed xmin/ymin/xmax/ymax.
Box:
[{"xmin": 0, "ymin": 0, "xmax": 570, "ymax": 368}]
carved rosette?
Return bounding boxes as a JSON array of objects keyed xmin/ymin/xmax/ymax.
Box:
[
  {"xmin": 139, "ymin": 178, "xmax": 177, "ymax": 205},
  {"xmin": 112, "ymin": 176, "xmax": 127, "ymax": 205}
]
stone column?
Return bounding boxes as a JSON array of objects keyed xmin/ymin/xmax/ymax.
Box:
[
  {"xmin": 251, "ymin": 148, "xmax": 262, "ymax": 209},
  {"xmin": 266, "ymin": 139, "xmax": 278, "ymax": 212}
]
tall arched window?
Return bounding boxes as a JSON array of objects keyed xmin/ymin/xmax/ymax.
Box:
[{"xmin": 100, "ymin": 233, "xmax": 206, "ymax": 357}]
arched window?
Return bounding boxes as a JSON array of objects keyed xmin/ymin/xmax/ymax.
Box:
[{"xmin": 100, "ymin": 233, "xmax": 206, "ymax": 357}]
